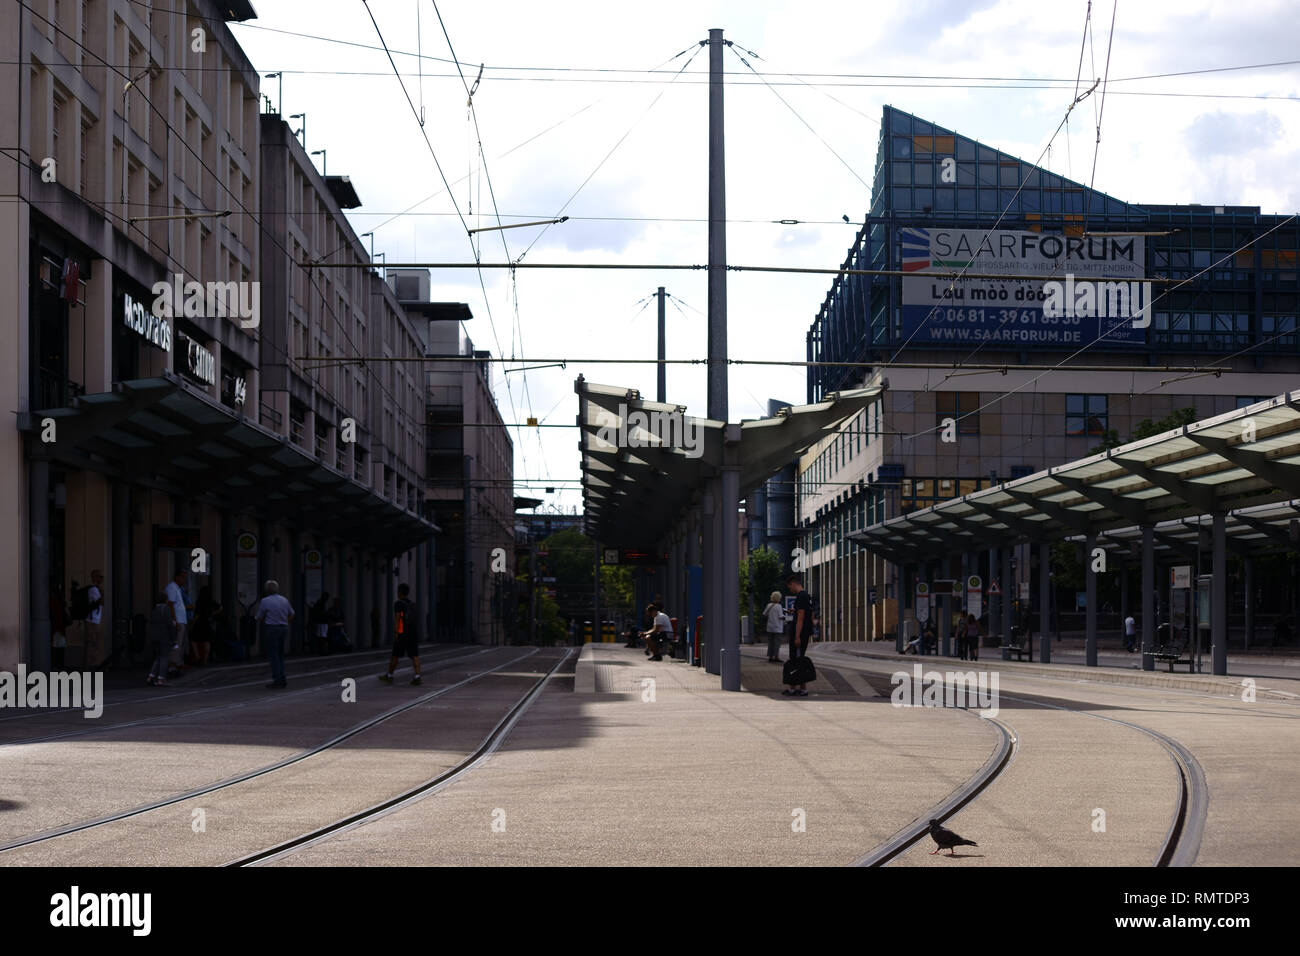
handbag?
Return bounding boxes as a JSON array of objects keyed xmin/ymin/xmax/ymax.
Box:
[{"xmin": 782, "ymin": 655, "xmax": 817, "ymax": 686}]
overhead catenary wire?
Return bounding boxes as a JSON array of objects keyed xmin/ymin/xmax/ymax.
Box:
[
  {"xmin": 934, "ymin": 3, "xmax": 1107, "ymax": 376},
  {"xmin": 362, "ymin": 0, "xmax": 530, "ymax": 482},
  {"xmin": 429, "ymin": 0, "xmax": 535, "ymax": 482},
  {"xmin": 516, "ymin": 42, "xmax": 704, "ymax": 263}
]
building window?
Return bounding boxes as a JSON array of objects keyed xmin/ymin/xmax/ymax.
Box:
[
  {"xmin": 1235, "ymin": 396, "xmax": 1268, "ymax": 409},
  {"xmin": 1066, "ymin": 394, "xmax": 1108, "ymax": 436},
  {"xmin": 936, "ymin": 392, "xmax": 980, "ymax": 435}
]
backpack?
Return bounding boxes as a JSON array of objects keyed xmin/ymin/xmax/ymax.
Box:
[{"xmin": 70, "ymin": 586, "xmax": 91, "ymax": 621}]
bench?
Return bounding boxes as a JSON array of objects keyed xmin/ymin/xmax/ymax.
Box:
[
  {"xmin": 1001, "ymin": 626, "xmax": 1032, "ymax": 661},
  {"xmin": 1150, "ymin": 633, "xmax": 1195, "ymax": 672}
]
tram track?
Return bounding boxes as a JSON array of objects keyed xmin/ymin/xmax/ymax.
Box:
[
  {"xmin": 819, "ymin": 646, "xmax": 1209, "ymax": 867},
  {"xmin": 0, "ymin": 647, "xmax": 542, "ymax": 855},
  {"xmin": 0, "ymin": 645, "xmax": 491, "ymax": 748},
  {"xmin": 229, "ymin": 648, "xmax": 574, "ymax": 866}
]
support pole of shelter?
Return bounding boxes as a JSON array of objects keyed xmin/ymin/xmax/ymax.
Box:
[
  {"xmin": 1085, "ymin": 533, "xmax": 1098, "ymax": 667},
  {"xmin": 1141, "ymin": 525, "xmax": 1155, "ymax": 671},
  {"xmin": 1038, "ymin": 541, "xmax": 1051, "ymax": 664},
  {"xmin": 1212, "ymin": 513, "xmax": 1227, "ymax": 675}
]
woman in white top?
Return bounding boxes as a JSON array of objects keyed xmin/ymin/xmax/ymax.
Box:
[{"xmin": 762, "ymin": 590, "xmax": 788, "ymax": 663}]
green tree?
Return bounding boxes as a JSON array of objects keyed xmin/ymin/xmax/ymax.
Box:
[
  {"xmin": 1092, "ymin": 406, "xmax": 1197, "ymax": 454},
  {"xmin": 1131, "ymin": 407, "xmax": 1198, "ymax": 441},
  {"xmin": 600, "ymin": 563, "xmax": 634, "ymax": 618},
  {"xmin": 534, "ymin": 591, "xmax": 568, "ymax": 645},
  {"xmin": 739, "ymin": 546, "xmax": 784, "ymax": 617},
  {"xmin": 541, "ymin": 527, "xmax": 596, "ymax": 591}
]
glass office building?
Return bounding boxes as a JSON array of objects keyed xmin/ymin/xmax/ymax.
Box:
[{"xmin": 795, "ymin": 106, "xmax": 1300, "ymax": 642}]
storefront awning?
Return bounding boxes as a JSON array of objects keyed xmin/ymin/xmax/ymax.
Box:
[{"xmin": 19, "ymin": 373, "xmax": 436, "ymax": 553}]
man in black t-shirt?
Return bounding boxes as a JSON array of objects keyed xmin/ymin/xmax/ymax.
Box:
[
  {"xmin": 379, "ymin": 583, "xmax": 423, "ymax": 686},
  {"xmin": 786, "ymin": 574, "xmax": 814, "ymax": 696}
]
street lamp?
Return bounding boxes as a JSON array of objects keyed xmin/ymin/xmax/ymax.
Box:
[
  {"xmin": 311, "ymin": 149, "xmax": 326, "ymax": 176},
  {"xmin": 289, "ymin": 113, "xmax": 306, "ymax": 149},
  {"xmin": 121, "ymin": 66, "xmax": 153, "ymax": 217},
  {"xmin": 361, "ymin": 231, "xmax": 375, "ymax": 260},
  {"xmin": 265, "ymin": 72, "xmax": 282, "ymax": 114}
]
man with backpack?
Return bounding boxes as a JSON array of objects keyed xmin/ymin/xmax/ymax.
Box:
[{"xmin": 379, "ymin": 583, "xmax": 422, "ymax": 685}]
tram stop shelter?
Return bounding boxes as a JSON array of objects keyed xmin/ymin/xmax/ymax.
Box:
[
  {"xmin": 575, "ymin": 375, "xmax": 881, "ymax": 689},
  {"xmin": 849, "ymin": 391, "xmax": 1300, "ymax": 675}
]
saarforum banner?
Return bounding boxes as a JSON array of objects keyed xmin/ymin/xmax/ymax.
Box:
[{"xmin": 899, "ymin": 227, "xmax": 1147, "ymax": 347}]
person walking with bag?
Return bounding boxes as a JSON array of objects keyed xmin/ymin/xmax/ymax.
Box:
[
  {"xmin": 783, "ymin": 574, "xmax": 815, "ymax": 696},
  {"xmin": 762, "ymin": 590, "xmax": 787, "ymax": 663}
]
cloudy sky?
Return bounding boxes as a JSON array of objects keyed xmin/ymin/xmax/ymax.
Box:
[{"xmin": 229, "ymin": 0, "xmax": 1300, "ymax": 513}]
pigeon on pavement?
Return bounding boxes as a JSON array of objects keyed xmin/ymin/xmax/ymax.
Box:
[{"xmin": 928, "ymin": 818, "xmax": 978, "ymax": 856}]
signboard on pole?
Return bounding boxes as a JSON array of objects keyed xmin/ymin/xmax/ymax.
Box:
[
  {"xmin": 1018, "ymin": 581, "xmax": 1030, "ymax": 602},
  {"xmin": 988, "ymin": 580, "xmax": 1001, "ymax": 595},
  {"xmin": 1171, "ymin": 565, "xmax": 1192, "ymax": 590},
  {"xmin": 966, "ymin": 575, "xmax": 982, "ymax": 617},
  {"xmin": 915, "ymin": 582, "xmax": 930, "ymax": 624}
]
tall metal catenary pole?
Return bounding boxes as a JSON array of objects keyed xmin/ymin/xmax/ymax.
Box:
[
  {"xmin": 656, "ymin": 286, "xmax": 667, "ymax": 403},
  {"xmin": 707, "ymin": 28, "xmax": 741, "ymax": 691}
]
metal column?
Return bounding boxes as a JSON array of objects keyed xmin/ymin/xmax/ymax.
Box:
[
  {"xmin": 1212, "ymin": 513, "xmax": 1227, "ymax": 675},
  {"xmin": 987, "ymin": 546, "xmax": 998, "ymax": 650},
  {"xmin": 656, "ymin": 286, "xmax": 667, "ymax": 404},
  {"xmin": 1085, "ymin": 533, "xmax": 1098, "ymax": 667},
  {"xmin": 706, "ymin": 28, "xmax": 738, "ymax": 691},
  {"xmin": 1001, "ymin": 546, "xmax": 1013, "ymax": 644},
  {"xmin": 702, "ymin": 487, "xmax": 719, "ymax": 674},
  {"xmin": 1141, "ymin": 525, "xmax": 1155, "ymax": 671},
  {"xmin": 1244, "ymin": 556, "xmax": 1254, "ymax": 653},
  {"xmin": 1038, "ymin": 541, "xmax": 1051, "ymax": 664}
]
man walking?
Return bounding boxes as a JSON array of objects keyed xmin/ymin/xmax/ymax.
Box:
[
  {"xmin": 256, "ymin": 580, "xmax": 294, "ymax": 688},
  {"xmin": 165, "ymin": 569, "xmax": 190, "ymax": 676},
  {"xmin": 785, "ymin": 574, "xmax": 814, "ymax": 697},
  {"xmin": 379, "ymin": 583, "xmax": 422, "ymax": 685}
]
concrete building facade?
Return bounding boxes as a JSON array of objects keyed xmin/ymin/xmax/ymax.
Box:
[
  {"xmin": 1, "ymin": 0, "xmax": 434, "ymax": 671},
  {"xmin": 417, "ymin": 290, "xmax": 514, "ymax": 644}
]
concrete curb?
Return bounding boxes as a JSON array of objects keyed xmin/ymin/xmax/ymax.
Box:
[
  {"xmin": 820, "ymin": 643, "xmax": 1299, "ymax": 701},
  {"xmin": 575, "ymin": 643, "xmax": 596, "ymax": 694}
]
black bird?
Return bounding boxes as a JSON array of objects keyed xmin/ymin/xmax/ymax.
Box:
[{"xmin": 928, "ymin": 818, "xmax": 978, "ymax": 856}]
